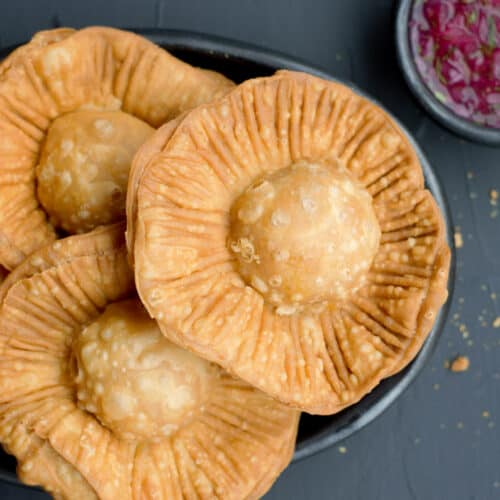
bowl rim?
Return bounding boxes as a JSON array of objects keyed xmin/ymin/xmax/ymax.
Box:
[
  {"xmin": 0, "ymin": 29, "xmax": 455, "ymax": 487},
  {"xmin": 395, "ymin": 0, "xmax": 500, "ymax": 146}
]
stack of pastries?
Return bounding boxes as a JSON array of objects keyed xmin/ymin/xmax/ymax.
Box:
[{"xmin": 0, "ymin": 27, "xmax": 450, "ymax": 499}]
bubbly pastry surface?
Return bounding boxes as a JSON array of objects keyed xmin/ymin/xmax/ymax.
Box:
[
  {"xmin": 74, "ymin": 299, "xmax": 214, "ymax": 441},
  {"xmin": 229, "ymin": 161, "xmax": 380, "ymax": 313},
  {"xmin": 132, "ymin": 70, "xmax": 451, "ymax": 415},
  {"xmin": 37, "ymin": 111, "xmax": 153, "ymax": 233},
  {"xmin": 0, "ymin": 224, "xmax": 299, "ymax": 499},
  {"xmin": 0, "ymin": 26, "xmax": 234, "ymax": 270}
]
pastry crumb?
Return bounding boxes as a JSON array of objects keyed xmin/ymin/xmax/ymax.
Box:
[
  {"xmin": 490, "ymin": 189, "xmax": 498, "ymax": 205},
  {"xmin": 338, "ymin": 446, "xmax": 347, "ymax": 454},
  {"xmin": 493, "ymin": 317, "xmax": 500, "ymax": 328},
  {"xmin": 454, "ymin": 231, "xmax": 463, "ymax": 248},
  {"xmin": 482, "ymin": 411, "xmax": 490, "ymax": 419},
  {"xmin": 450, "ymin": 355, "xmax": 470, "ymax": 372}
]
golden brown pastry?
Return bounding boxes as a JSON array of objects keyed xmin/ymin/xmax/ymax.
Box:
[
  {"xmin": 0, "ymin": 224, "xmax": 299, "ymax": 499},
  {"xmin": 37, "ymin": 110, "xmax": 154, "ymax": 234},
  {"xmin": 129, "ymin": 70, "xmax": 451, "ymax": 415},
  {"xmin": 0, "ymin": 27, "xmax": 233, "ymax": 270}
]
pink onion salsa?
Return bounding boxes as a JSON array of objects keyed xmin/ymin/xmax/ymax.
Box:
[{"xmin": 409, "ymin": 0, "xmax": 500, "ymax": 128}]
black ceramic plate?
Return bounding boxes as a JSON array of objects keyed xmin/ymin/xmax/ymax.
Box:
[{"xmin": 0, "ymin": 29, "xmax": 454, "ymax": 487}]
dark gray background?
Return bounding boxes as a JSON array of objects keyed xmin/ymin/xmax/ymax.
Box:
[{"xmin": 0, "ymin": 1, "xmax": 499, "ymax": 499}]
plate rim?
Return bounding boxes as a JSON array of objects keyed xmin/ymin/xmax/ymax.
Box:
[{"xmin": 0, "ymin": 29, "xmax": 455, "ymax": 487}]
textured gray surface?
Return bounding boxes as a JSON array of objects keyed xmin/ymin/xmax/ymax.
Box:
[{"xmin": 0, "ymin": 1, "xmax": 499, "ymax": 499}]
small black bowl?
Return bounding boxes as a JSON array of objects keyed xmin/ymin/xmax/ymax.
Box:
[
  {"xmin": 0, "ymin": 30, "xmax": 455, "ymax": 489},
  {"xmin": 396, "ymin": 0, "xmax": 500, "ymax": 146}
]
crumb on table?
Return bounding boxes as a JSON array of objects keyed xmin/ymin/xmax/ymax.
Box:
[
  {"xmin": 493, "ymin": 317, "xmax": 500, "ymax": 328},
  {"xmin": 490, "ymin": 189, "xmax": 498, "ymax": 206},
  {"xmin": 450, "ymin": 355, "xmax": 470, "ymax": 373},
  {"xmin": 454, "ymin": 231, "xmax": 463, "ymax": 249}
]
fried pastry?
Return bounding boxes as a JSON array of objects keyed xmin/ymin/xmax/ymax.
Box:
[
  {"xmin": 0, "ymin": 27, "xmax": 233, "ymax": 270},
  {"xmin": 130, "ymin": 70, "xmax": 451, "ymax": 414},
  {"xmin": 0, "ymin": 224, "xmax": 299, "ymax": 499}
]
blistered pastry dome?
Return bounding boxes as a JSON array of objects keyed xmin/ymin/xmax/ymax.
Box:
[
  {"xmin": 74, "ymin": 299, "xmax": 214, "ymax": 441},
  {"xmin": 229, "ymin": 161, "xmax": 380, "ymax": 313},
  {"xmin": 37, "ymin": 111, "xmax": 153, "ymax": 233}
]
